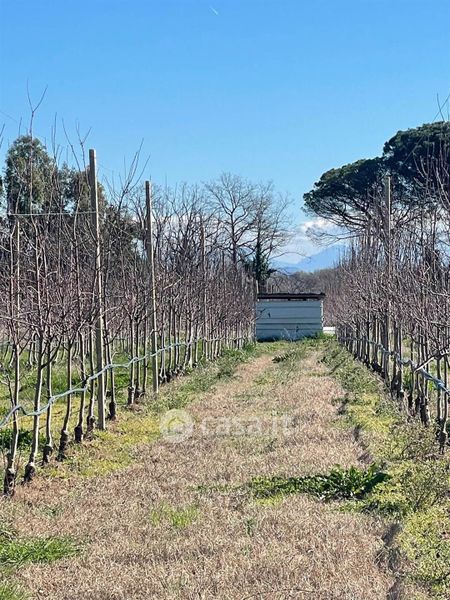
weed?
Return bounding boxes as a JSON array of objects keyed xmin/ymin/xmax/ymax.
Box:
[
  {"xmin": 244, "ymin": 517, "xmax": 257, "ymax": 536},
  {"xmin": 0, "ymin": 529, "xmax": 79, "ymax": 600},
  {"xmin": 272, "ymin": 349, "xmax": 297, "ymax": 363},
  {"xmin": 248, "ymin": 464, "xmax": 389, "ymax": 502}
]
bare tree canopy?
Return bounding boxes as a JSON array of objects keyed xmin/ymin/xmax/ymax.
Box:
[{"xmin": 205, "ymin": 173, "xmax": 291, "ymax": 284}]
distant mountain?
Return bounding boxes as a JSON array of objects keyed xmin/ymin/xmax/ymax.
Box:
[{"xmin": 272, "ymin": 245, "xmax": 343, "ymax": 273}]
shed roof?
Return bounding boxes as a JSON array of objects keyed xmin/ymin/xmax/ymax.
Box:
[{"xmin": 257, "ymin": 292, "xmax": 325, "ymax": 301}]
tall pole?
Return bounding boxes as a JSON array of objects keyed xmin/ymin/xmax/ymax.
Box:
[
  {"xmin": 146, "ymin": 181, "xmax": 159, "ymax": 395},
  {"xmin": 200, "ymin": 222, "xmax": 208, "ymax": 360},
  {"xmin": 384, "ymin": 175, "xmax": 392, "ymax": 381},
  {"xmin": 4, "ymin": 210, "xmax": 21, "ymax": 495},
  {"xmin": 89, "ymin": 149, "xmax": 106, "ymax": 429}
]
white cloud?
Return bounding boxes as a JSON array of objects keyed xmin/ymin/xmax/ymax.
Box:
[{"xmin": 276, "ymin": 217, "xmax": 339, "ymax": 264}]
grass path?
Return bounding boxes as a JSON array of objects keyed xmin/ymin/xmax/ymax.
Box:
[{"xmin": 3, "ymin": 343, "xmax": 393, "ymax": 599}]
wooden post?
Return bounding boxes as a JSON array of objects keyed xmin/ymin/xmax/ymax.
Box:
[
  {"xmin": 89, "ymin": 149, "xmax": 106, "ymax": 430},
  {"xmin": 384, "ymin": 175, "xmax": 392, "ymax": 381},
  {"xmin": 146, "ymin": 181, "xmax": 159, "ymax": 395},
  {"xmin": 4, "ymin": 210, "xmax": 21, "ymax": 495},
  {"xmin": 200, "ymin": 223, "xmax": 208, "ymax": 361}
]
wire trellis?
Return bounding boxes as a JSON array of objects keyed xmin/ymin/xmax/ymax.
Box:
[
  {"xmin": 0, "ymin": 335, "xmax": 248, "ymax": 430},
  {"xmin": 340, "ymin": 335, "xmax": 450, "ymax": 395}
]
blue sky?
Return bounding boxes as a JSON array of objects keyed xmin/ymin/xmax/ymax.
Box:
[{"xmin": 1, "ymin": 0, "xmax": 449, "ymax": 263}]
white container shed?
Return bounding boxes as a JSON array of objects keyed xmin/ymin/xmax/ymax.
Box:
[{"xmin": 255, "ymin": 292, "xmax": 325, "ymax": 341}]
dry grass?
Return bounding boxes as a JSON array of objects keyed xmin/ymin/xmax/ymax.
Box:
[{"xmin": 3, "ymin": 344, "xmax": 394, "ymax": 599}]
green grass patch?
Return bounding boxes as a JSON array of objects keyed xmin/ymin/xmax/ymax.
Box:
[
  {"xmin": 45, "ymin": 409, "xmax": 160, "ymax": 479},
  {"xmin": 0, "ymin": 581, "xmax": 27, "ymax": 600},
  {"xmin": 0, "ymin": 527, "xmax": 79, "ymax": 600},
  {"xmin": 248, "ymin": 464, "xmax": 389, "ymax": 502},
  {"xmin": 0, "ymin": 536, "xmax": 79, "ymax": 566},
  {"xmin": 0, "ymin": 495, "xmax": 79, "ymax": 598},
  {"xmin": 322, "ymin": 342, "xmax": 379, "ymax": 396},
  {"xmin": 323, "ymin": 342, "xmax": 404, "ymax": 446},
  {"xmin": 150, "ymin": 502, "xmax": 199, "ymax": 529},
  {"xmin": 399, "ymin": 505, "xmax": 450, "ymax": 595}
]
